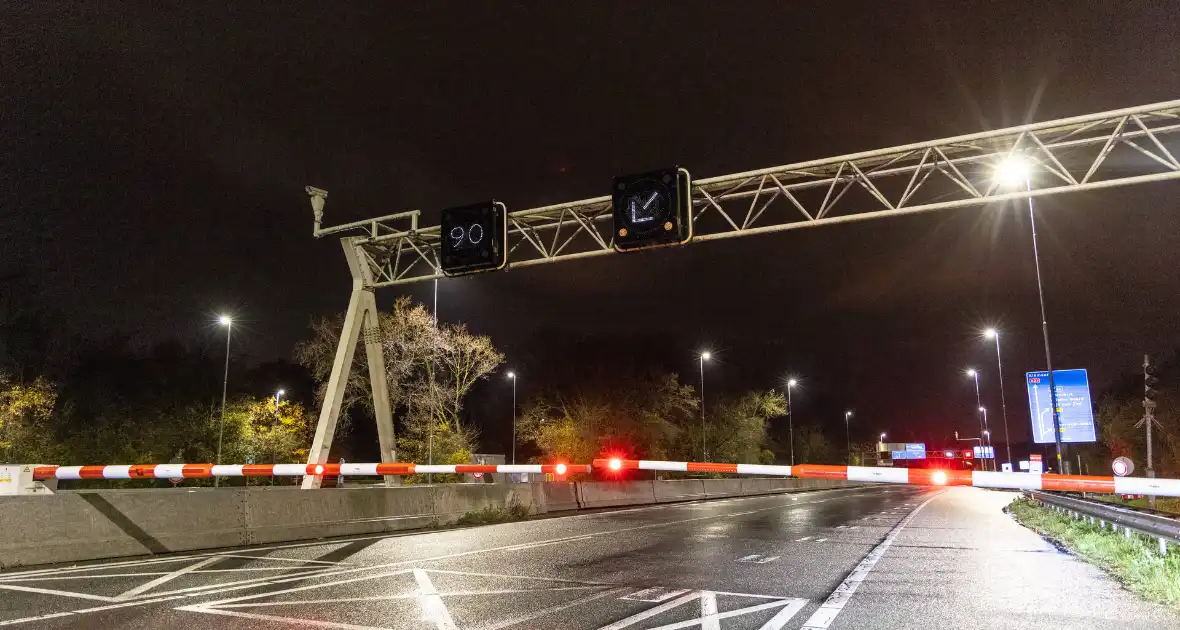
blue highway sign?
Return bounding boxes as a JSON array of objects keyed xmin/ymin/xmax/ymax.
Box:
[{"xmin": 1025, "ymin": 369, "xmax": 1096, "ymax": 444}]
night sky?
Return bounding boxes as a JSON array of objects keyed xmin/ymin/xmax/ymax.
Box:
[{"xmin": 5, "ymin": 2, "xmax": 1180, "ymax": 459}]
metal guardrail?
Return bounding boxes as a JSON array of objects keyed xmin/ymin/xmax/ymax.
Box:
[{"xmin": 1026, "ymin": 490, "xmax": 1180, "ymax": 556}]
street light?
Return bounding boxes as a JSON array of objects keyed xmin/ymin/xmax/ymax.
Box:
[
  {"xmin": 983, "ymin": 328, "xmax": 1013, "ymax": 467},
  {"xmin": 699, "ymin": 351, "xmax": 712, "ymax": 461},
  {"xmin": 214, "ymin": 315, "xmax": 232, "ymax": 487},
  {"xmin": 996, "ymin": 155, "xmax": 1065, "ymax": 473},
  {"xmin": 880, "ymin": 432, "xmax": 887, "ymax": 441},
  {"xmin": 785, "ymin": 378, "xmax": 798, "ymax": 465},
  {"xmin": 270, "ymin": 388, "xmax": 285, "ymax": 484},
  {"xmin": 979, "ymin": 407, "xmax": 992, "ymax": 471},
  {"xmin": 965, "ymin": 368, "xmax": 986, "ymax": 468},
  {"xmin": 507, "ymin": 372, "xmax": 517, "ymax": 465},
  {"xmin": 844, "ymin": 410, "xmax": 853, "ymax": 465}
]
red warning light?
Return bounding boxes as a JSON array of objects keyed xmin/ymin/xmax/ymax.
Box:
[
  {"xmin": 608, "ymin": 458, "xmax": 623, "ymax": 471},
  {"xmin": 555, "ymin": 463, "xmax": 568, "ymax": 476},
  {"xmin": 963, "ymin": 450, "xmax": 973, "ymax": 459}
]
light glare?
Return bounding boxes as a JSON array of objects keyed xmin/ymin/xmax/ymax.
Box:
[
  {"xmin": 608, "ymin": 458, "xmax": 623, "ymax": 471},
  {"xmin": 984, "ymin": 328, "xmax": 997, "ymax": 339},
  {"xmin": 218, "ymin": 315, "xmax": 232, "ymax": 326},
  {"xmin": 995, "ymin": 155, "xmax": 1032, "ymax": 187},
  {"xmin": 931, "ymin": 470, "xmax": 948, "ymax": 486}
]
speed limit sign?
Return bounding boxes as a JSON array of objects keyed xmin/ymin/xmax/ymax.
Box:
[
  {"xmin": 1112, "ymin": 456, "xmax": 1134, "ymax": 477},
  {"xmin": 472, "ymin": 472, "xmax": 484, "ymax": 479}
]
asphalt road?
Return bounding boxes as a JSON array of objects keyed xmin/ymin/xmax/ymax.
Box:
[{"xmin": 1, "ymin": 485, "xmax": 1175, "ymax": 629}]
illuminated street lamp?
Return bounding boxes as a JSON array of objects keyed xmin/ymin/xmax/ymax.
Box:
[
  {"xmin": 995, "ymin": 155, "xmax": 1065, "ymax": 472},
  {"xmin": 699, "ymin": 351, "xmax": 712, "ymax": 461},
  {"xmin": 983, "ymin": 328, "xmax": 1013, "ymax": 467},
  {"xmin": 785, "ymin": 377, "xmax": 799, "ymax": 465},
  {"xmin": 507, "ymin": 372, "xmax": 517, "ymax": 465},
  {"xmin": 214, "ymin": 315, "xmax": 232, "ymax": 487},
  {"xmin": 844, "ymin": 410, "xmax": 853, "ymax": 465},
  {"xmin": 965, "ymin": 368, "xmax": 987, "ymax": 468},
  {"xmin": 980, "ymin": 407, "xmax": 993, "ymax": 471}
]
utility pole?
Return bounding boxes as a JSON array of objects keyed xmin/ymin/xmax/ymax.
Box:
[{"xmin": 1138, "ymin": 354, "xmax": 1161, "ymax": 508}]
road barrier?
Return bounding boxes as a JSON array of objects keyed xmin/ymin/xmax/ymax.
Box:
[
  {"xmin": 591, "ymin": 459, "xmax": 1180, "ymax": 497},
  {"xmin": 29, "ymin": 462, "xmax": 582, "ymax": 481},
  {"xmin": 22, "ymin": 459, "xmax": 1180, "ymax": 497},
  {"xmin": 1026, "ymin": 490, "xmax": 1180, "ymax": 556}
]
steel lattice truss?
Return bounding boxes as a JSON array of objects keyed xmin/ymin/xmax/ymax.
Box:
[{"xmin": 310, "ymin": 99, "xmax": 1180, "ymax": 287}]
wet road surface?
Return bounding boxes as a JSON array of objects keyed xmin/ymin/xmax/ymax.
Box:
[{"xmin": 1, "ymin": 485, "xmax": 1175, "ymax": 629}]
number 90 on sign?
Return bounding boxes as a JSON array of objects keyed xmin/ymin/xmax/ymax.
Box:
[{"xmin": 440, "ymin": 201, "xmax": 508, "ymax": 276}]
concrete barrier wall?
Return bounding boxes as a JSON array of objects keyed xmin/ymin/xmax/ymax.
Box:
[
  {"xmin": 0, "ymin": 478, "xmax": 867, "ymax": 569},
  {"xmin": 654, "ymin": 479, "xmax": 707, "ymax": 503},
  {"xmin": 244, "ymin": 486, "xmax": 435, "ymax": 545},
  {"xmin": 541, "ymin": 482, "xmax": 580, "ymax": 512},
  {"xmin": 0, "ymin": 488, "xmax": 247, "ymax": 568},
  {"xmin": 701, "ymin": 479, "xmax": 744, "ymax": 498},
  {"xmin": 577, "ymin": 481, "xmax": 657, "ymax": 508}
]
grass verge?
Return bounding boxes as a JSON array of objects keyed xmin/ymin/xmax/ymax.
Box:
[
  {"xmin": 454, "ymin": 499, "xmax": 531, "ymax": 526},
  {"xmin": 1007, "ymin": 497, "xmax": 1180, "ymax": 610}
]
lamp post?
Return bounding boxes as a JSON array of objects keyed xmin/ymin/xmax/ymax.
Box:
[
  {"xmin": 996, "ymin": 156, "xmax": 1065, "ymax": 473},
  {"xmin": 270, "ymin": 389, "xmax": 284, "ymax": 485},
  {"xmin": 700, "ymin": 351, "xmax": 711, "ymax": 461},
  {"xmin": 507, "ymin": 372, "xmax": 517, "ymax": 465},
  {"xmin": 844, "ymin": 410, "xmax": 853, "ymax": 465},
  {"xmin": 983, "ymin": 328, "xmax": 1013, "ymax": 467},
  {"xmin": 966, "ymin": 368, "xmax": 986, "ymax": 469},
  {"xmin": 214, "ymin": 315, "xmax": 232, "ymax": 488},
  {"xmin": 785, "ymin": 378, "xmax": 798, "ymax": 466},
  {"xmin": 979, "ymin": 408, "xmax": 992, "ymax": 471}
]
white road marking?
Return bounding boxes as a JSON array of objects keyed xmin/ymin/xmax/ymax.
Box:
[
  {"xmin": 116, "ymin": 556, "xmax": 221, "ymax": 600},
  {"xmin": 214, "ymin": 553, "xmax": 353, "ymax": 566},
  {"xmin": 0, "ymin": 594, "xmax": 188, "ymax": 627},
  {"xmin": 3, "ymin": 572, "xmax": 172, "ymax": 581},
  {"xmin": 701, "ymin": 591, "xmax": 721, "ymax": 630},
  {"xmin": 800, "ymin": 491, "xmax": 940, "ymax": 629},
  {"xmin": 736, "ymin": 555, "xmax": 780, "ymax": 564},
  {"xmin": 815, "ymin": 538, "xmax": 828, "ymax": 543},
  {"xmin": 796, "ymin": 536, "xmax": 813, "ymax": 541},
  {"xmin": 174, "ymin": 606, "xmax": 388, "ymax": 630},
  {"xmin": 598, "ymin": 591, "xmax": 700, "ymax": 630},
  {"xmin": 622, "ymin": 586, "xmax": 691, "ymax": 602},
  {"xmin": 414, "ymin": 569, "xmax": 457, "ymax": 630},
  {"xmin": 213, "ymin": 585, "xmax": 606, "ymax": 608},
  {"xmin": 601, "ymin": 592, "xmax": 806, "ymax": 630},
  {"xmin": 0, "ymin": 584, "xmax": 117, "ymax": 602},
  {"xmin": 481, "ymin": 586, "xmax": 628, "ymax": 630}
]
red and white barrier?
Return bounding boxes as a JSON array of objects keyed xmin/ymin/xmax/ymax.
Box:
[
  {"xmin": 591, "ymin": 458, "xmax": 1180, "ymax": 497},
  {"xmin": 31, "ymin": 462, "xmax": 585, "ymax": 481}
]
